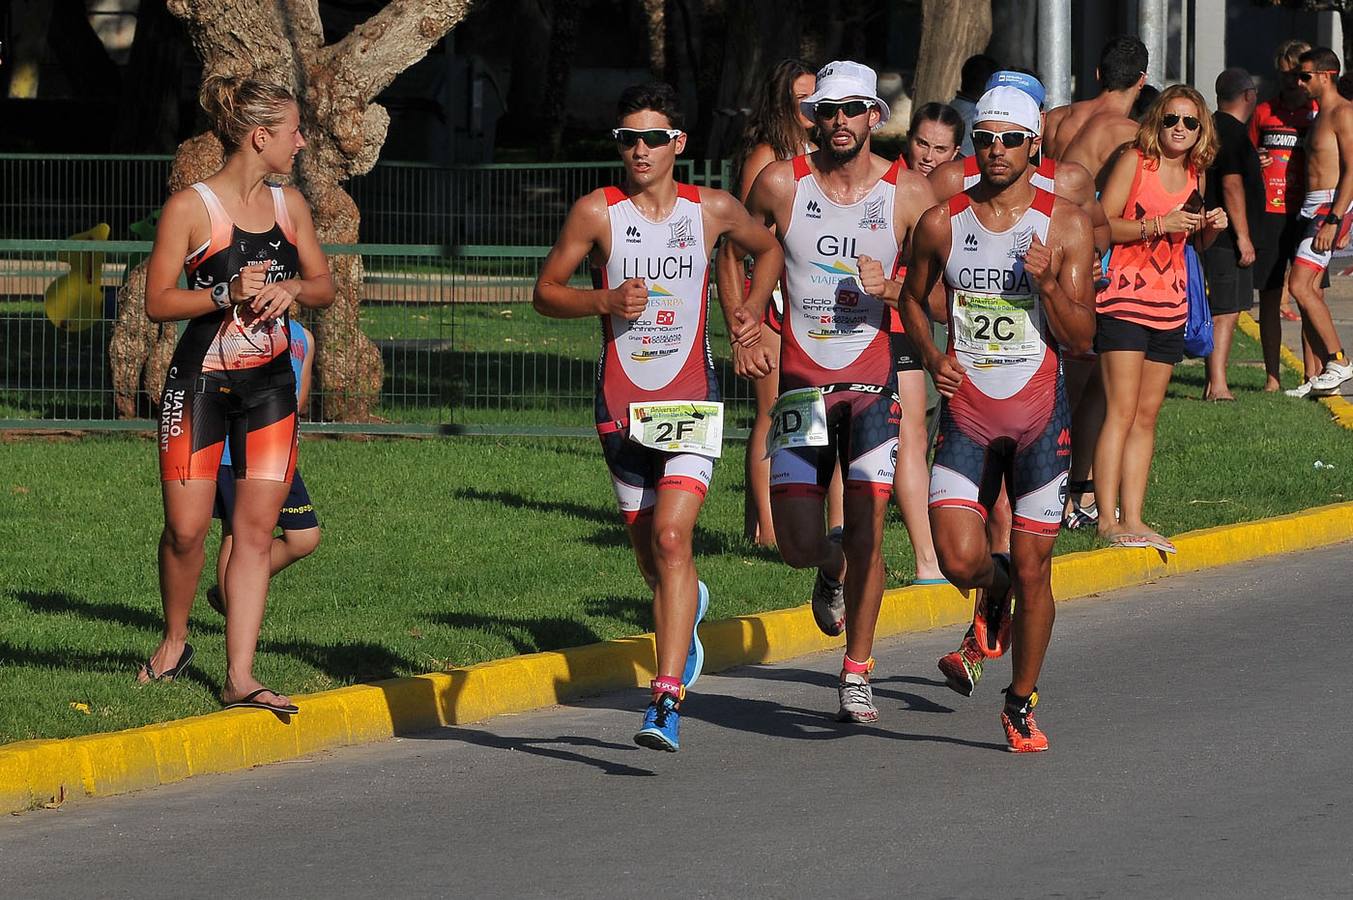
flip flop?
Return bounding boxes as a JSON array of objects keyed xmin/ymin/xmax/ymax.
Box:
[
  {"xmin": 140, "ymin": 642, "xmax": 195, "ymax": 683},
  {"xmin": 913, "ymin": 577, "xmax": 951, "ymax": 586},
  {"xmin": 1107, "ymin": 532, "xmax": 1151, "ymax": 549},
  {"xmin": 1141, "ymin": 532, "xmax": 1178, "ymax": 555},
  {"xmin": 224, "ymin": 688, "xmax": 299, "ymax": 715}
]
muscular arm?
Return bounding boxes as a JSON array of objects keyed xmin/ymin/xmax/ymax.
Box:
[
  {"xmin": 927, "ymin": 158, "xmax": 967, "ymax": 203},
  {"xmin": 1326, "ymin": 105, "xmax": 1353, "ymax": 249},
  {"xmin": 1056, "ymin": 161, "xmax": 1111, "ymax": 254},
  {"xmin": 715, "ymin": 161, "xmax": 792, "ymax": 316},
  {"xmin": 1036, "ymin": 203, "xmax": 1097, "ymax": 355},
  {"xmin": 870, "ymin": 171, "xmax": 938, "ymax": 304},
  {"xmin": 533, "ymin": 191, "xmax": 613, "ymax": 319},
  {"xmin": 703, "ymin": 187, "xmax": 784, "ymax": 338},
  {"xmin": 899, "ymin": 207, "xmax": 950, "ymax": 369}
]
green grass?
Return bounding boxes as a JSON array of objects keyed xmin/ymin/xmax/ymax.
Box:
[{"xmin": 2, "ymin": 330, "xmax": 1351, "ymax": 745}]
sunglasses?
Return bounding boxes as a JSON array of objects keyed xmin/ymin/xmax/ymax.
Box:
[
  {"xmin": 813, "ymin": 100, "xmax": 875, "ymax": 120},
  {"xmin": 611, "ymin": 128, "xmax": 682, "ymax": 148},
  {"xmin": 1161, "ymin": 114, "xmax": 1200, "ymax": 131},
  {"xmin": 1297, "ymin": 70, "xmax": 1338, "ymax": 83},
  {"xmin": 972, "ymin": 129, "xmax": 1034, "ymax": 149}
]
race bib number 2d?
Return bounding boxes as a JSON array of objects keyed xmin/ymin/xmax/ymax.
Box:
[
  {"xmin": 628, "ymin": 401, "xmax": 724, "ymax": 456},
  {"xmin": 766, "ymin": 387, "xmax": 829, "ymax": 458}
]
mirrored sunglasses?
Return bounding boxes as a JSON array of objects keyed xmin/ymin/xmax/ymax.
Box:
[
  {"xmin": 813, "ymin": 100, "xmax": 875, "ymax": 120},
  {"xmin": 611, "ymin": 128, "xmax": 682, "ymax": 148},
  {"xmin": 971, "ymin": 129, "xmax": 1034, "ymax": 149}
]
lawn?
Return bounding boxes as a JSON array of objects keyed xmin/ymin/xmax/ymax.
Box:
[{"xmin": 1, "ymin": 328, "xmax": 1350, "ymax": 744}]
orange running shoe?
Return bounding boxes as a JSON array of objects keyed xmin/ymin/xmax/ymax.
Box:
[
  {"xmin": 937, "ymin": 627, "xmax": 985, "ymax": 697},
  {"xmin": 971, "ymin": 553, "xmax": 1014, "ymax": 659},
  {"xmin": 1001, "ymin": 689, "xmax": 1048, "ymax": 753}
]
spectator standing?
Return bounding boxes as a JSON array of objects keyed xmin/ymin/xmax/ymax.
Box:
[
  {"xmin": 1250, "ymin": 40, "xmax": 1319, "ymax": 391},
  {"xmin": 1202, "ymin": 68, "xmax": 1264, "ymax": 401},
  {"xmin": 948, "ymin": 54, "xmax": 1000, "ymax": 157}
]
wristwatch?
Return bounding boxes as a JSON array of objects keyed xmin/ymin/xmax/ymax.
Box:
[
  {"xmin": 210, "ymin": 281, "xmax": 231, "ymax": 309},
  {"xmin": 1324, "ymin": 211, "xmax": 1343, "ymax": 226}
]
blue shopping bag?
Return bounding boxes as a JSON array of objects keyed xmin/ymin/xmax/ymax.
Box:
[{"xmin": 1183, "ymin": 243, "xmax": 1213, "ymax": 358}]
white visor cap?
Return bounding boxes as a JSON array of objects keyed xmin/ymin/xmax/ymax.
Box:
[{"xmin": 973, "ymin": 86, "xmax": 1042, "ymax": 136}]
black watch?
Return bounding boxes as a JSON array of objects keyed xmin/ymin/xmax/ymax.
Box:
[
  {"xmin": 1324, "ymin": 211, "xmax": 1343, "ymax": 226},
  {"xmin": 210, "ymin": 281, "xmax": 231, "ymax": 309}
]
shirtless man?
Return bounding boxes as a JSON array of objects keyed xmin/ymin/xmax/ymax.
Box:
[
  {"xmin": 1043, "ymin": 36, "xmax": 1151, "ymax": 182},
  {"xmin": 735, "ymin": 61, "xmax": 936, "ymax": 722},
  {"xmin": 901, "ymin": 86, "xmax": 1097, "ymax": 751},
  {"xmin": 534, "ymin": 82, "xmax": 783, "ymax": 752},
  {"xmin": 1286, "ymin": 46, "xmax": 1353, "ymax": 396}
]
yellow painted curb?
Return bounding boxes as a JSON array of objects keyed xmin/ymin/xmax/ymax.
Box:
[
  {"xmin": 1237, "ymin": 311, "xmax": 1353, "ymax": 429},
  {"xmin": 3, "ymin": 500, "xmax": 1352, "ymax": 814}
]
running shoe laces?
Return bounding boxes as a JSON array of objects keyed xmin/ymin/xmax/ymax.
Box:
[
  {"xmin": 1311, "ymin": 360, "xmax": 1352, "ymax": 394},
  {"xmin": 1000, "ymin": 688, "xmax": 1048, "ymax": 753},
  {"xmin": 634, "ymin": 692, "xmax": 682, "ymax": 752},
  {"xmin": 837, "ymin": 672, "xmax": 878, "ymax": 723},
  {"xmin": 937, "ymin": 628, "xmax": 985, "ymax": 697}
]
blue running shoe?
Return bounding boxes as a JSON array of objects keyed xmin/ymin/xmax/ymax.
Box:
[
  {"xmin": 634, "ymin": 693, "xmax": 681, "ymax": 752},
  {"xmin": 682, "ymin": 580, "xmax": 710, "ymax": 688}
]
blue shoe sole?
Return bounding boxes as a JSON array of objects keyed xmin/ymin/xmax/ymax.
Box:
[
  {"xmin": 634, "ymin": 728, "xmax": 679, "ymax": 752},
  {"xmin": 682, "ymin": 581, "xmax": 709, "ymax": 689}
]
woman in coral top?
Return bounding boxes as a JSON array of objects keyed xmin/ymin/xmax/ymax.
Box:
[{"xmin": 1094, "ymin": 85, "xmax": 1227, "ymax": 553}]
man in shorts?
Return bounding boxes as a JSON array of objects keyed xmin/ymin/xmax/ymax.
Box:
[
  {"xmin": 1286, "ymin": 46, "xmax": 1353, "ymax": 397},
  {"xmin": 737, "ymin": 60, "xmax": 936, "ymax": 723},
  {"xmin": 534, "ymin": 82, "xmax": 782, "ymax": 752},
  {"xmin": 1202, "ymin": 68, "xmax": 1264, "ymax": 402},
  {"xmin": 207, "ymin": 320, "xmax": 320, "ymax": 615},
  {"xmin": 1250, "ymin": 39, "xmax": 1320, "ymax": 392},
  {"xmin": 900, "ymin": 86, "xmax": 1096, "ymax": 751}
]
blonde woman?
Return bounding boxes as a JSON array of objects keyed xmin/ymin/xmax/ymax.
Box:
[
  {"xmin": 1095, "ymin": 86, "xmax": 1226, "ymax": 553},
  {"xmin": 142, "ymin": 77, "xmax": 334, "ymax": 712}
]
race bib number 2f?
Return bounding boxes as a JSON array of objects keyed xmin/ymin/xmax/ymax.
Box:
[
  {"xmin": 766, "ymin": 387, "xmax": 829, "ymax": 458},
  {"xmin": 628, "ymin": 401, "xmax": 724, "ymax": 456}
]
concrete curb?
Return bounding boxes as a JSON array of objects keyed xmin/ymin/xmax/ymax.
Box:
[
  {"xmin": 3, "ymin": 497, "xmax": 1352, "ymax": 815},
  {"xmin": 1236, "ymin": 311, "xmax": 1353, "ymax": 429}
]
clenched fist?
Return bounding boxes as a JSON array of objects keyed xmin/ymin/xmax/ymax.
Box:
[{"xmin": 605, "ymin": 277, "xmax": 649, "ymax": 320}]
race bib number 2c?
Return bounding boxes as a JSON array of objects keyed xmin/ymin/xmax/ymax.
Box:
[{"xmin": 628, "ymin": 401, "xmax": 724, "ymax": 456}]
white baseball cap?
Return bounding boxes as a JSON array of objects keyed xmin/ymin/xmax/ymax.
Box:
[
  {"xmin": 974, "ymin": 86, "xmax": 1042, "ymax": 136},
  {"xmin": 800, "ymin": 60, "xmax": 891, "ymax": 127}
]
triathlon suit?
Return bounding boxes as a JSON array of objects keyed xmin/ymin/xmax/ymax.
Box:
[
  {"xmin": 1099, "ymin": 151, "xmax": 1195, "ymax": 332},
  {"xmin": 930, "ymin": 187, "xmax": 1069, "ymax": 537},
  {"xmin": 159, "ymin": 182, "xmax": 301, "ymax": 484},
  {"xmin": 214, "ymin": 321, "xmax": 318, "ymax": 531},
  {"xmin": 881, "ymin": 157, "xmax": 923, "ymax": 373},
  {"xmin": 1294, "ymin": 187, "xmax": 1353, "ymax": 274},
  {"xmin": 772, "ymin": 154, "xmax": 902, "ymax": 499},
  {"xmin": 592, "ymin": 183, "xmax": 718, "ymax": 522}
]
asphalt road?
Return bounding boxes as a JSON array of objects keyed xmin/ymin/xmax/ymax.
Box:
[{"xmin": 4, "ymin": 545, "xmax": 1351, "ymax": 899}]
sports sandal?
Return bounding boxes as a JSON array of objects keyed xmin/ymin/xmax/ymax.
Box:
[{"xmin": 223, "ymin": 688, "xmax": 299, "ymax": 715}]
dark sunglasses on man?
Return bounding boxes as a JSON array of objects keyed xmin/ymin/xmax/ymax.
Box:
[
  {"xmin": 1297, "ymin": 70, "xmax": 1338, "ymax": 83},
  {"xmin": 1161, "ymin": 113, "xmax": 1200, "ymax": 131},
  {"xmin": 971, "ymin": 129, "xmax": 1034, "ymax": 150},
  {"xmin": 611, "ymin": 127, "xmax": 683, "ymax": 148},
  {"xmin": 813, "ymin": 99, "xmax": 875, "ymax": 120}
]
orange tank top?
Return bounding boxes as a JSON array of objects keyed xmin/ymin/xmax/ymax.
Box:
[{"xmin": 1099, "ymin": 150, "xmax": 1197, "ymax": 330}]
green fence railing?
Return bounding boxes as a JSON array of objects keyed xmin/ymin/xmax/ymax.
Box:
[{"xmin": 0, "ymin": 240, "xmax": 756, "ymax": 434}]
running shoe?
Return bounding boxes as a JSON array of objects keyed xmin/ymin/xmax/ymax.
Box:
[
  {"xmin": 811, "ymin": 527, "xmax": 846, "ymax": 637},
  {"xmin": 1000, "ymin": 689, "xmax": 1048, "ymax": 753},
  {"xmin": 682, "ymin": 580, "xmax": 710, "ymax": 688},
  {"xmin": 1310, "ymin": 360, "xmax": 1353, "ymax": 395},
  {"xmin": 936, "ymin": 627, "xmax": 985, "ymax": 697},
  {"xmin": 971, "ymin": 553, "xmax": 1013, "ymax": 659},
  {"xmin": 1285, "ymin": 379, "xmax": 1315, "ymax": 399},
  {"xmin": 634, "ymin": 692, "xmax": 681, "ymax": 752},
  {"xmin": 836, "ymin": 672, "xmax": 878, "ymax": 723}
]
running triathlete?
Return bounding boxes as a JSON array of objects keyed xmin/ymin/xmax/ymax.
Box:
[
  {"xmin": 1286, "ymin": 46, "xmax": 1353, "ymax": 396},
  {"xmin": 736, "ymin": 61, "xmax": 937, "ymax": 723},
  {"xmin": 534, "ymin": 83, "xmax": 782, "ymax": 752},
  {"xmin": 900, "ymin": 87, "xmax": 1096, "ymax": 752},
  {"xmin": 143, "ymin": 77, "xmax": 334, "ymax": 714}
]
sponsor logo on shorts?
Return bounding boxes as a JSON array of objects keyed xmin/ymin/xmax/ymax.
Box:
[{"xmin": 160, "ymin": 388, "xmax": 186, "ymax": 452}]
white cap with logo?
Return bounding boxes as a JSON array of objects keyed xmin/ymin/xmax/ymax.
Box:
[
  {"xmin": 974, "ymin": 86, "xmax": 1042, "ymax": 136},
  {"xmin": 800, "ymin": 60, "xmax": 892, "ymax": 128}
]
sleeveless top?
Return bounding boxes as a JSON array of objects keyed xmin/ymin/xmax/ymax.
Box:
[
  {"xmin": 943, "ymin": 188, "xmax": 1060, "ymax": 403},
  {"xmin": 219, "ymin": 320, "xmax": 308, "ymax": 467},
  {"xmin": 1249, "ymin": 97, "xmax": 1318, "ymax": 214},
  {"xmin": 1100, "ymin": 150, "xmax": 1196, "ymax": 330},
  {"xmin": 592, "ymin": 183, "xmax": 716, "ymax": 425},
  {"xmin": 169, "ymin": 182, "xmax": 301, "ymax": 381},
  {"xmin": 780, "ymin": 154, "xmax": 902, "ymax": 391},
  {"xmin": 962, "ymin": 155, "xmax": 1058, "ymax": 192}
]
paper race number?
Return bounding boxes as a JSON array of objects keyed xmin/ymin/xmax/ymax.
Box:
[
  {"xmin": 766, "ymin": 387, "xmax": 829, "ymax": 458},
  {"xmin": 628, "ymin": 401, "xmax": 724, "ymax": 456}
]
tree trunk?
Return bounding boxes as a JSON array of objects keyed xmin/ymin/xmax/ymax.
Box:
[
  {"xmin": 912, "ymin": 0, "xmax": 992, "ymax": 109},
  {"xmin": 642, "ymin": 0, "xmax": 667, "ymax": 79},
  {"xmin": 110, "ymin": 0, "xmax": 475, "ymax": 422},
  {"xmin": 702, "ymin": 2, "xmax": 802, "ymax": 160},
  {"xmin": 112, "ymin": 0, "xmax": 195, "ymax": 153},
  {"xmin": 542, "ymin": 0, "xmax": 581, "ymax": 160}
]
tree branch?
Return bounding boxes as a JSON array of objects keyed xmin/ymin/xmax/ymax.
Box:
[{"xmin": 317, "ymin": 0, "xmax": 477, "ymax": 104}]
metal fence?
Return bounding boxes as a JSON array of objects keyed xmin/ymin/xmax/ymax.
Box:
[{"xmin": 0, "ymin": 154, "xmax": 748, "ymax": 434}]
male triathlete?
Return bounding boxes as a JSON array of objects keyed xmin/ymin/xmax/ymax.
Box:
[
  {"xmin": 1287, "ymin": 46, "xmax": 1353, "ymax": 396},
  {"xmin": 736, "ymin": 61, "xmax": 936, "ymax": 723},
  {"xmin": 534, "ymin": 83, "xmax": 783, "ymax": 751},
  {"xmin": 900, "ymin": 87, "xmax": 1096, "ymax": 752}
]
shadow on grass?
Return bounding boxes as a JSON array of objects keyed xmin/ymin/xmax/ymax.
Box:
[
  {"xmin": 431, "ymin": 610, "xmax": 615, "ymax": 657},
  {"xmin": 10, "ymin": 589, "xmax": 420, "ymax": 684}
]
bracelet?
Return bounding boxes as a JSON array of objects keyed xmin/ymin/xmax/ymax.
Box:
[
  {"xmin": 1140, "ymin": 219, "xmax": 1148, "ymax": 241},
  {"xmin": 1154, "ymin": 216, "xmax": 1162, "ymax": 238}
]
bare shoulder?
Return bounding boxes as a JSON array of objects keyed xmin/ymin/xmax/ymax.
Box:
[
  {"xmin": 927, "ymin": 158, "xmax": 966, "ymax": 200},
  {"xmin": 280, "ymin": 184, "xmax": 314, "ymax": 217},
  {"xmin": 748, "ymin": 157, "xmax": 798, "ymax": 203},
  {"xmin": 894, "ymin": 167, "xmax": 935, "ymax": 203},
  {"xmin": 694, "ymin": 186, "xmax": 743, "ymax": 219},
  {"xmin": 1331, "ymin": 101, "xmax": 1353, "ymax": 129},
  {"xmin": 1053, "ymin": 159, "xmax": 1094, "ymax": 201},
  {"xmin": 916, "ymin": 202, "xmax": 952, "ymax": 236},
  {"xmin": 1050, "ymin": 195, "xmax": 1092, "ymax": 232},
  {"xmin": 569, "ymin": 188, "xmax": 611, "ymax": 222}
]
